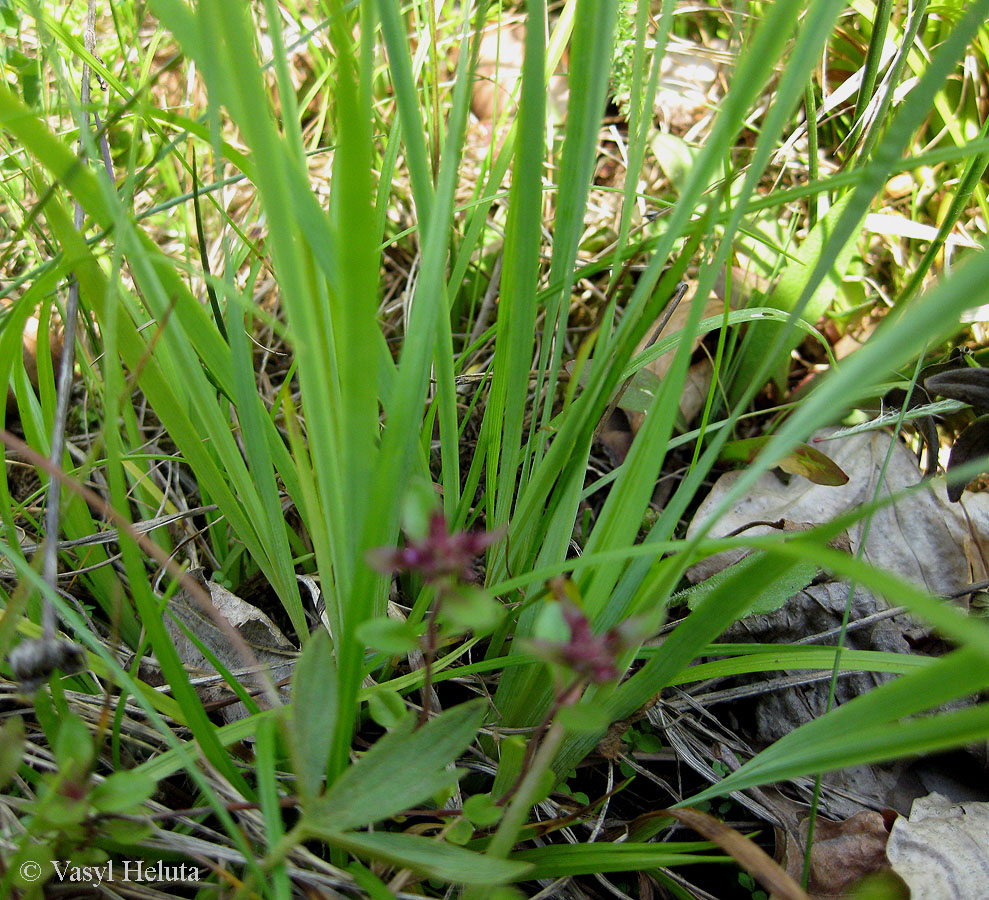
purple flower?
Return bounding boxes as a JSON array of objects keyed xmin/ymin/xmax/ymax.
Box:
[
  {"xmin": 557, "ymin": 602, "xmax": 626, "ymax": 684},
  {"xmin": 367, "ymin": 513, "xmax": 503, "ymax": 584},
  {"xmin": 526, "ymin": 596, "xmax": 639, "ymax": 686}
]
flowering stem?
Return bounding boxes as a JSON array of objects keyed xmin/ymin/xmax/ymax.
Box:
[
  {"xmin": 497, "ymin": 677, "xmax": 582, "ymax": 807},
  {"xmin": 416, "ymin": 593, "xmax": 443, "ymax": 728},
  {"xmin": 485, "ymin": 678, "xmax": 583, "ymax": 863}
]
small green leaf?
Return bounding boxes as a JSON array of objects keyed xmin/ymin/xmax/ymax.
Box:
[
  {"xmin": 8, "ymin": 845, "xmax": 56, "ymax": 888},
  {"xmin": 291, "ymin": 630, "xmax": 338, "ymax": 800},
  {"xmin": 367, "ymin": 688, "xmax": 408, "ymax": 730},
  {"xmin": 54, "ymin": 712, "xmax": 94, "ymax": 775},
  {"xmin": 632, "ymin": 731, "xmax": 663, "ymax": 753},
  {"xmin": 90, "ymin": 770, "xmax": 156, "ymax": 813},
  {"xmin": 36, "ymin": 783, "xmax": 89, "ymax": 828},
  {"xmin": 463, "ymin": 793, "xmax": 504, "ymax": 827},
  {"xmin": 445, "ymin": 818, "xmax": 474, "ymax": 845},
  {"xmin": 440, "ymin": 587, "xmax": 502, "ymax": 636}
]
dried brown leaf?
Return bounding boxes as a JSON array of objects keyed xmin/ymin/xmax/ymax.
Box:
[{"xmin": 779, "ymin": 810, "xmax": 894, "ymax": 900}]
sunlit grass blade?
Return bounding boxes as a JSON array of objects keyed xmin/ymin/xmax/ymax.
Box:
[{"xmin": 484, "ymin": 0, "xmax": 547, "ymax": 528}]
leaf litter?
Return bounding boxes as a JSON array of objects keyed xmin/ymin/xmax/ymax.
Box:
[{"xmin": 679, "ymin": 427, "xmax": 989, "ymax": 895}]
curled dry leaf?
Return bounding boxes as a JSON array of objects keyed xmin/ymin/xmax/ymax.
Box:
[{"xmin": 719, "ymin": 436, "xmax": 849, "ymax": 486}]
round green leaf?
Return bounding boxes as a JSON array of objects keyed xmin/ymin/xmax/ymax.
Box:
[
  {"xmin": 90, "ymin": 770, "xmax": 156, "ymax": 813},
  {"xmin": 462, "ymin": 793, "xmax": 504, "ymax": 827},
  {"xmin": 440, "ymin": 587, "xmax": 501, "ymax": 636},
  {"xmin": 445, "ymin": 818, "xmax": 474, "ymax": 845},
  {"xmin": 367, "ymin": 688, "xmax": 408, "ymax": 730}
]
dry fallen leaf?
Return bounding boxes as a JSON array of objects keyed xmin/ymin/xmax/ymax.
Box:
[
  {"xmin": 685, "ymin": 429, "xmax": 989, "ymax": 812},
  {"xmin": 886, "ymin": 793, "xmax": 989, "ymax": 900},
  {"xmin": 778, "ymin": 810, "xmax": 895, "ymax": 900},
  {"xmin": 686, "ymin": 428, "xmax": 989, "ymax": 593},
  {"xmin": 164, "ymin": 568, "xmax": 297, "ymax": 722}
]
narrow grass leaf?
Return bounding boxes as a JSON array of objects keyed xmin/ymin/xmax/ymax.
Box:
[
  {"xmin": 486, "ymin": 1, "xmax": 547, "ymax": 527},
  {"xmin": 688, "ymin": 644, "xmax": 989, "ymax": 803},
  {"xmin": 509, "ymin": 841, "xmax": 724, "ymax": 878},
  {"xmin": 690, "ymin": 697, "xmax": 989, "ymax": 803},
  {"xmin": 319, "ymin": 830, "xmax": 532, "ymax": 885},
  {"xmin": 663, "ymin": 647, "xmax": 928, "ymax": 683}
]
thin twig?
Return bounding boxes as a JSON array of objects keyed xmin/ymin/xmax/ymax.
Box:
[
  {"xmin": 467, "ymin": 251, "xmax": 504, "ymax": 347},
  {"xmin": 41, "ymin": 0, "xmax": 100, "ymax": 639}
]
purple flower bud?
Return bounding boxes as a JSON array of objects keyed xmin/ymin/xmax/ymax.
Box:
[
  {"xmin": 530, "ymin": 601, "xmax": 632, "ymax": 685},
  {"xmin": 367, "ymin": 512, "xmax": 504, "ymax": 584}
]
